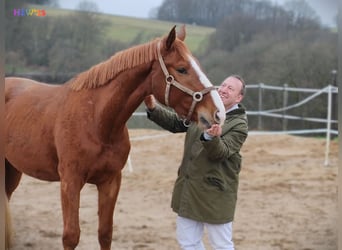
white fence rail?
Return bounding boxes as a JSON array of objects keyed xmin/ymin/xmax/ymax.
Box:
[{"xmin": 244, "ymin": 84, "xmax": 338, "ymax": 166}]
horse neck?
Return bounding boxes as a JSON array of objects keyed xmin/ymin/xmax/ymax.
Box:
[{"xmin": 96, "ymin": 63, "xmax": 153, "ymax": 142}]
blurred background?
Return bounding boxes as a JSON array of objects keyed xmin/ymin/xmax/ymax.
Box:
[{"xmin": 4, "ymin": 0, "xmax": 338, "ymax": 132}]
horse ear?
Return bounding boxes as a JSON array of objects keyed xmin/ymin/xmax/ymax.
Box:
[
  {"xmin": 177, "ymin": 24, "xmax": 186, "ymax": 41},
  {"xmin": 165, "ymin": 25, "xmax": 177, "ymax": 50}
]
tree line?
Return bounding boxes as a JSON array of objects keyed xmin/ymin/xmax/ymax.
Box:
[
  {"xmin": 156, "ymin": 0, "xmax": 322, "ymax": 28},
  {"xmin": 5, "ymin": 0, "xmax": 127, "ymax": 77},
  {"xmin": 155, "ymin": 0, "xmax": 337, "ymax": 131}
]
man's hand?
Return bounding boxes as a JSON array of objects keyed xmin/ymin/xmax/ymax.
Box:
[
  {"xmin": 206, "ymin": 124, "xmax": 222, "ymax": 137},
  {"xmin": 144, "ymin": 95, "xmax": 156, "ymax": 110}
]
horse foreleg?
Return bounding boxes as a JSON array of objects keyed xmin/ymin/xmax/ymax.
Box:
[
  {"xmin": 97, "ymin": 171, "xmax": 122, "ymax": 250},
  {"xmin": 5, "ymin": 195, "xmax": 12, "ymax": 249},
  {"xmin": 4, "ymin": 160, "xmax": 18, "ymax": 249},
  {"xmin": 60, "ymin": 177, "xmax": 84, "ymax": 250}
]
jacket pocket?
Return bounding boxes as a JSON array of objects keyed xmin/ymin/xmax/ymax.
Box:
[{"xmin": 204, "ymin": 176, "xmax": 227, "ymax": 191}]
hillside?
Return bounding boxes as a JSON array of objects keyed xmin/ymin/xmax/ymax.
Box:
[{"xmin": 42, "ymin": 6, "xmax": 215, "ymax": 53}]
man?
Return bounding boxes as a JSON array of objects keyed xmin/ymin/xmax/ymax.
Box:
[{"xmin": 145, "ymin": 75, "xmax": 248, "ymax": 250}]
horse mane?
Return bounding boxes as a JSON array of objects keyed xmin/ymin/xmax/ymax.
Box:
[{"xmin": 69, "ymin": 39, "xmax": 160, "ymax": 91}]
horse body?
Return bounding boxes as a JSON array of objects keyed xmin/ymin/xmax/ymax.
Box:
[
  {"xmin": 6, "ymin": 64, "xmax": 148, "ymax": 181},
  {"xmin": 6, "ymin": 78, "xmax": 63, "ymax": 181},
  {"xmin": 5, "ymin": 26, "xmax": 225, "ymax": 250}
]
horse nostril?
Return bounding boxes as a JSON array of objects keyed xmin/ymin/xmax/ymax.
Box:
[{"xmin": 214, "ymin": 110, "xmax": 221, "ymax": 124}]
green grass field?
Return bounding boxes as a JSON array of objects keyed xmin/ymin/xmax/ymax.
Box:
[{"xmin": 43, "ymin": 6, "xmax": 215, "ymax": 53}]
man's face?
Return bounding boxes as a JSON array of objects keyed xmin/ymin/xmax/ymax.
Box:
[{"xmin": 218, "ymin": 77, "xmax": 243, "ymax": 110}]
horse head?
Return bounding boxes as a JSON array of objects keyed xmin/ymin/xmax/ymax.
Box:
[{"xmin": 151, "ymin": 25, "xmax": 225, "ymax": 129}]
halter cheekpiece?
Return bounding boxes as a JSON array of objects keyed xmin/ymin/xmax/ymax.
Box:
[{"xmin": 157, "ymin": 41, "xmax": 216, "ymax": 127}]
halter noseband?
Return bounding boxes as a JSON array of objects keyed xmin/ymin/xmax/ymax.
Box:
[{"xmin": 157, "ymin": 41, "xmax": 216, "ymax": 127}]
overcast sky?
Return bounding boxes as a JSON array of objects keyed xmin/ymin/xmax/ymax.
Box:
[{"xmin": 58, "ymin": 0, "xmax": 338, "ymax": 27}]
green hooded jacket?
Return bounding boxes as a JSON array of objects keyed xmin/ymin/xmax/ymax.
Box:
[{"xmin": 147, "ymin": 104, "xmax": 248, "ymax": 224}]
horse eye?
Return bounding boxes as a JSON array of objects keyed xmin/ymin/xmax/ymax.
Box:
[{"xmin": 176, "ymin": 68, "xmax": 187, "ymax": 74}]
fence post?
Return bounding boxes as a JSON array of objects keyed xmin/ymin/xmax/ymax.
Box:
[
  {"xmin": 330, "ymin": 70, "xmax": 338, "ymax": 134},
  {"xmin": 324, "ymin": 85, "xmax": 332, "ymax": 166},
  {"xmin": 282, "ymin": 83, "xmax": 288, "ymax": 131},
  {"xmin": 258, "ymin": 83, "xmax": 263, "ymax": 130}
]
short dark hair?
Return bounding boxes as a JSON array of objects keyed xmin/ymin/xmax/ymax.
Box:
[{"xmin": 230, "ymin": 74, "xmax": 246, "ymax": 96}]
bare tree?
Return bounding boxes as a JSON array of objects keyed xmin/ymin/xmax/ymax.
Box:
[
  {"xmin": 283, "ymin": 0, "xmax": 320, "ymax": 25},
  {"xmin": 77, "ymin": 0, "xmax": 99, "ymax": 13}
]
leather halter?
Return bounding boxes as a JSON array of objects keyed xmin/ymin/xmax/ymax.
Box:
[{"xmin": 157, "ymin": 41, "xmax": 216, "ymax": 126}]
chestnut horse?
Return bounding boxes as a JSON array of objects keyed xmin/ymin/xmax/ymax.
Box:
[{"xmin": 5, "ymin": 26, "xmax": 225, "ymax": 249}]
